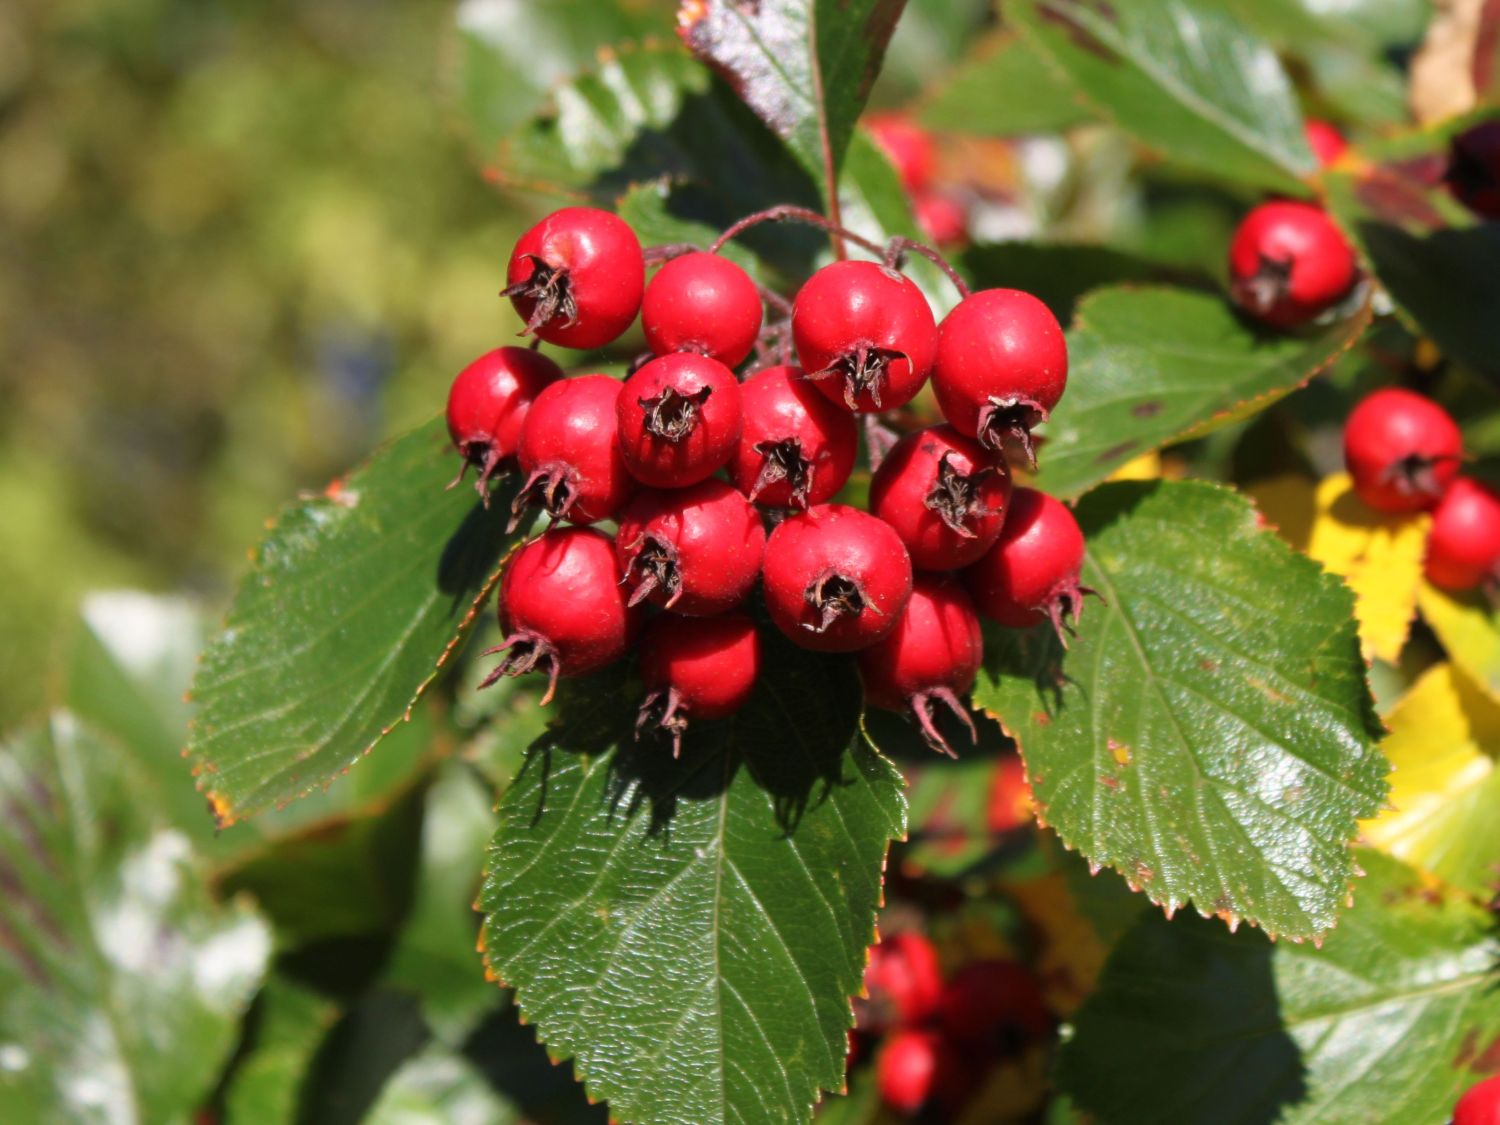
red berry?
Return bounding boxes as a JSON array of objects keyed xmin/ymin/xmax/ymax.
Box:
[
  {"xmin": 730, "ymin": 364, "xmax": 858, "ymax": 509},
  {"xmin": 876, "ymin": 1030, "xmax": 971, "ymax": 1117},
  {"xmin": 866, "ymin": 112, "xmax": 938, "ymax": 194},
  {"xmin": 915, "ymin": 191, "xmax": 967, "ymax": 247},
  {"xmin": 792, "ymin": 261, "xmax": 937, "ymax": 413},
  {"xmin": 931, "ymin": 288, "xmax": 1067, "ymax": 466},
  {"xmin": 481, "ymin": 527, "xmax": 641, "ymax": 704},
  {"xmin": 637, "ymin": 613, "xmax": 761, "ymax": 756},
  {"xmin": 504, "ymin": 207, "xmax": 644, "ymax": 349},
  {"xmin": 963, "ymin": 488, "xmax": 1093, "ymax": 643},
  {"xmin": 763, "ymin": 504, "xmax": 914, "ymax": 653},
  {"xmin": 1228, "ymin": 200, "xmax": 1358, "ymax": 328},
  {"xmin": 1304, "ymin": 119, "xmax": 1348, "ymax": 167},
  {"xmin": 859, "ymin": 932, "xmax": 944, "ymax": 1034},
  {"xmin": 1343, "ymin": 388, "xmax": 1463, "ymax": 513},
  {"xmin": 616, "ymin": 479, "xmax": 767, "ymax": 616},
  {"xmin": 617, "ymin": 353, "xmax": 743, "ymax": 488},
  {"xmin": 939, "ymin": 960, "xmax": 1052, "ymax": 1056},
  {"xmin": 1425, "ymin": 478, "xmax": 1500, "ymax": 591},
  {"xmin": 642, "ymin": 252, "xmax": 763, "ymax": 367},
  {"xmin": 445, "ymin": 346, "xmax": 562, "ymax": 492},
  {"xmin": 858, "ymin": 574, "xmax": 983, "ymax": 756},
  {"xmin": 986, "ymin": 753, "xmax": 1032, "ymax": 834},
  {"xmin": 1448, "ymin": 120, "xmax": 1500, "ymax": 219},
  {"xmin": 513, "ymin": 375, "xmax": 636, "ymax": 527},
  {"xmin": 1455, "ymin": 1073, "xmax": 1500, "ymax": 1125},
  {"xmin": 868, "ymin": 424, "xmax": 1013, "ymax": 571}
]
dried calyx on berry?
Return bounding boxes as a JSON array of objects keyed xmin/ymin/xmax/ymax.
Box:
[
  {"xmin": 635, "ymin": 614, "xmax": 760, "ymax": 757},
  {"xmin": 617, "ymin": 353, "xmax": 742, "ymax": 489},
  {"xmin": 444, "ymin": 346, "xmax": 562, "ymax": 500},
  {"xmin": 503, "ymin": 206, "xmax": 644, "ymax": 350},
  {"xmin": 510, "ymin": 375, "xmax": 635, "ymax": 530},
  {"xmin": 615, "ymin": 480, "xmax": 766, "ymax": 616},
  {"xmin": 1227, "ymin": 200, "xmax": 1358, "ymax": 329},
  {"xmin": 731, "ymin": 365, "xmax": 858, "ymax": 510}
]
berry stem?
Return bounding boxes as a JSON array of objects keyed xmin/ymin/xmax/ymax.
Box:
[
  {"xmin": 642, "ymin": 243, "xmax": 700, "ymax": 267},
  {"xmin": 884, "ymin": 237, "xmax": 972, "ymax": 299}
]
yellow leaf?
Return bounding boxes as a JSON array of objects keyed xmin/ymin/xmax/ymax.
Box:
[
  {"xmin": 1360, "ymin": 663, "xmax": 1500, "ymax": 897},
  {"xmin": 1418, "ymin": 582, "xmax": 1500, "ymax": 702},
  {"xmin": 1106, "ymin": 450, "xmax": 1162, "ymax": 482},
  {"xmin": 1249, "ymin": 473, "xmax": 1429, "ymax": 663}
]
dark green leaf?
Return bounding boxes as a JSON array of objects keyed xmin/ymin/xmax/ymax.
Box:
[
  {"xmin": 1059, "ymin": 850, "xmax": 1500, "ymax": 1124},
  {"xmin": 679, "ymin": 0, "xmax": 910, "ymax": 190},
  {"xmin": 919, "ymin": 33, "xmax": 1094, "ymax": 136},
  {"xmin": 1010, "ymin": 0, "xmax": 1314, "ymax": 192},
  {"xmin": 961, "ymin": 244, "xmax": 1198, "ymax": 325},
  {"xmin": 1032, "ymin": 286, "xmax": 1371, "ymax": 499},
  {"xmin": 973, "ymin": 481, "xmax": 1388, "ymax": 939},
  {"xmin": 223, "ymin": 979, "xmax": 340, "ymax": 1125},
  {"xmin": 479, "ymin": 640, "xmax": 906, "ymax": 1125},
  {"xmin": 187, "ymin": 419, "xmax": 518, "ymax": 826},
  {"xmin": 0, "ymin": 713, "xmax": 270, "ymax": 1123}
]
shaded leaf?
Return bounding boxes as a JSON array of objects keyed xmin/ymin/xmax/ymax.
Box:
[
  {"xmin": 1010, "ymin": 0, "xmax": 1314, "ymax": 193},
  {"xmin": 678, "ymin": 0, "xmax": 909, "ymax": 190},
  {"xmin": 187, "ymin": 419, "xmax": 518, "ymax": 825},
  {"xmin": 1031, "ymin": 287, "xmax": 1370, "ymax": 499},
  {"xmin": 224, "ymin": 979, "xmax": 341, "ymax": 1125},
  {"xmin": 918, "ymin": 33, "xmax": 1094, "ymax": 136},
  {"xmin": 479, "ymin": 638, "xmax": 906, "ymax": 1125},
  {"xmin": 1419, "ymin": 581, "xmax": 1500, "ymax": 702},
  {"xmin": 973, "ymin": 481, "xmax": 1388, "ymax": 939},
  {"xmin": 1249, "ymin": 473, "xmax": 1429, "ymax": 663},
  {"xmin": 961, "ymin": 243, "xmax": 1193, "ymax": 326},
  {"xmin": 1361, "ymin": 663, "xmax": 1500, "ymax": 899},
  {"xmin": 0, "ymin": 713, "xmax": 270, "ymax": 1124},
  {"xmin": 1058, "ymin": 850, "xmax": 1500, "ymax": 1124},
  {"xmin": 366, "ymin": 1045, "xmax": 520, "ymax": 1125}
]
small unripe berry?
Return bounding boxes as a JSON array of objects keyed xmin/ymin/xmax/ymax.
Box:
[
  {"xmin": 642, "ymin": 252, "xmax": 763, "ymax": 367},
  {"xmin": 730, "ymin": 365, "xmax": 858, "ymax": 509},
  {"xmin": 1228, "ymin": 200, "xmax": 1357, "ymax": 328},
  {"xmin": 939, "ymin": 960, "xmax": 1052, "ymax": 1057},
  {"xmin": 868, "ymin": 424, "xmax": 1012, "ymax": 571},
  {"xmin": 1343, "ymin": 388, "xmax": 1463, "ymax": 513},
  {"xmin": 445, "ymin": 346, "xmax": 562, "ymax": 494},
  {"xmin": 637, "ymin": 613, "xmax": 761, "ymax": 756},
  {"xmin": 482, "ymin": 527, "xmax": 640, "ymax": 704},
  {"xmin": 858, "ymin": 932, "xmax": 944, "ymax": 1035},
  {"xmin": 513, "ymin": 375, "xmax": 636, "ymax": 528},
  {"xmin": 931, "ymin": 288, "xmax": 1067, "ymax": 467},
  {"xmin": 964, "ymin": 488, "xmax": 1094, "ymax": 644},
  {"xmin": 866, "ymin": 112, "xmax": 938, "ymax": 194},
  {"xmin": 1454, "ymin": 1072, "xmax": 1500, "ymax": 1125},
  {"xmin": 617, "ymin": 353, "xmax": 742, "ymax": 488},
  {"xmin": 504, "ymin": 207, "xmax": 644, "ymax": 349},
  {"xmin": 1304, "ymin": 119, "xmax": 1348, "ymax": 167},
  {"xmin": 763, "ymin": 504, "xmax": 913, "ymax": 652},
  {"xmin": 858, "ymin": 574, "xmax": 983, "ymax": 756},
  {"xmin": 1425, "ymin": 477, "xmax": 1500, "ymax": 591},
  {"xmin": 616, "ymin": 480, "xmax": 766, "ymax": 616},
  {"xmin": 793, "ymin": 261, "xmax": 937, "ymax": 413}
]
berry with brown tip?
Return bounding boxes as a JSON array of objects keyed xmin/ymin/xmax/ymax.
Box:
[
  {"xmin": 616, "ymin": 480, "xmax": 766, "ymax": 616},
  {"xmin": 617, "ymin": 353, "xmax": 743, "ymax": 488},
  {"xmin": 1343, "ymin": 387, "xmax": 1463, "ymax": 513},
  {"xmin": 503, "ymin": 207, "xmax": 644, "ymax": 349},
  {"xmin": 512, "ymin": 374, "xmax": 636, "ymax": 528},
  {"xmin": 1228, "ymin": 200, "xmax": 1358, "ymax": 328},
  {"xmin": 963, "ymin": 488, "xmax": 1095, "ymax": 643},
  {"xmin": 730, "ymin": 365, "xmax": 858, "ymax": 510},
  {"xmin": 642, "ymin": 251, "xmax": 763, "ymax": 367},
  {"xmin": 637, "ymin": 613, "xmax": 761, "ymax": 756},
  {"xmin": 445, "ymin": 346, "xmax": 562, "ymax": 495}
]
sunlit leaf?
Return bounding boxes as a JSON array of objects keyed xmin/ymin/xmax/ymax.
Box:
[{"xmin": 1419, "ymin": 582, "xmax": 1500, "ymax": 702}]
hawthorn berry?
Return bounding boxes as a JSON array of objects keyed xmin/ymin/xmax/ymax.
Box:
[
  {"xmin": 445, "ymin": 346, "xmax": 562, "ymax": 494},
  {"xmin": 986, "ymin": 752, "xmax": 1032, "ymax": 834},
  {"xmin": 642, "ymin": 251, "xmax": 763, "ymax": 367},
  {"xmin": 1304, "ymin": 119, "xmax": 1348, "ymax": 167},
  {"xmin": 868, "ymin": 424, "xmax": 1013, "ymax": 571},
  {"xmin": 1425, "ymin": 477, "xmax": 1500, "ymax": 592},
  {"xmin": 915, "ymin": 191, "xmax": 967, "ymax": 248},
  {"xmin": 617, "ymin": 353, "xmax": 742, "ymax": 488},
  {"xmin": 792, "ymin": 260, "xmax": 938, "ymax": 413},
  {"xmin": 481, "ymin": 527, "xmax": 640, "ymax": 704},
  {"xmin": 858, "ymin": 932, "xmax": 944, "ymax": 1035},
  {"xmin": 858, "ymin": 574, "xmax": 983, "ymax": 756},
  {"xmin": 636, "ymin": 613, "xmax": 761, "ymax": 756},
  {"xmin": 1228, "ymin": 200, "xmax": 1358, "ymax": 328},
  {"xmin": 963, "ymin": 488, "xmax": 1094, "ymax": 642},
  {"xmin": 1454, "ymin": 1072, "xmax": 1500, "ymax": 1125},
  {"xmin": 504, "ymin": 206, "xmax": 644, "ymax": 349},
  {"xmin": 513, "ymin": 374, "xmax": 635, "ymax": 528},
  {"xmin": 876, "ymin": 1030, "xmax": 971, "ymax": 1118},
  {"xmin": 938, "ymin": 960, "xmax": 1052, "ymax": 1057},
  {"xmin": 1447, "ymin": 119, "xmax": 1500, "ymax": 219},
  {"xmin": 931, "ymin": 288, "xmax": 1067, "ymax": 466},
  {"xmin": 1343, "ymin": 387, "xmax": 1463, "ymax": 513},
  {"xmin": 763, "ymin": 504, "xmax": 913, "ymax": 653},
  {"xmin": 730, "ymin": 364, "xmax": 858, "ymax": 509},
  {"xmin": 616, "ymin": 479, "xmax": 766, "ymax": 616},
  {"xmin": 866, "ymin": 112, "xmax": 938, "ymax": 194}
]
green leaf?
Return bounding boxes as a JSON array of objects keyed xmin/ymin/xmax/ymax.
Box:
[
  {"xmin": 223, "ymin": 979, "xmax": 340, "ymax": 1125},
  {"xmin": 1010, "ymin": 0, "xmax": 1314, "ymax": 193},
  {"xmin": 366, "ymin": 1045, "xmax": 520, "ymax": 1125},
  {"xmin": 918, "ymin": 33, "xmax": 1095, "ymax": 136},
  {"xmin": 973, "ymin": 481, "xmax": 1388, "ymax": 939},
  {"xmin": 479, "ymin": 640, "xmax": 907, "ymax": 1125},
  {"xmin": 679, "ymin": 0, "xmax": 910, "ymax": 191},
  {"xmin": 187, "ymin": 419, "xmax": 517, "ymax": 826},
  {"xmin": 1058, "ymin": 850, "xmax": 1500, "ymax": 1124},
  {"xmin": 0, "ymin": 713, "xmax": 271, "ymax": 1124},
  {"xmin": 1031, "ymin": 286, "xmax": 1371, "ymax": 499},
  {"xmin": 961, "ymin": 244, "xmax": 1198, "ymax": 325}
]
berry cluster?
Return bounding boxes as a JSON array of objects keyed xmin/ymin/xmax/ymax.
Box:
[
  {"xmin": 1343, "ymin": 387, "xmax": 1500, "ymax": 592},
  {"xmin": 853, "ymin": 931, "xmax": 1051, "ymax": 1118},
  {"xmin": 446, "ymin": 203, "xmax": 1091, "ymax": 753}
]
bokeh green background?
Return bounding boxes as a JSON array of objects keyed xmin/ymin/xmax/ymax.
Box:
[{"xmin": 0, "ymin": 0, "xmax": 552, "ymax": 725}]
